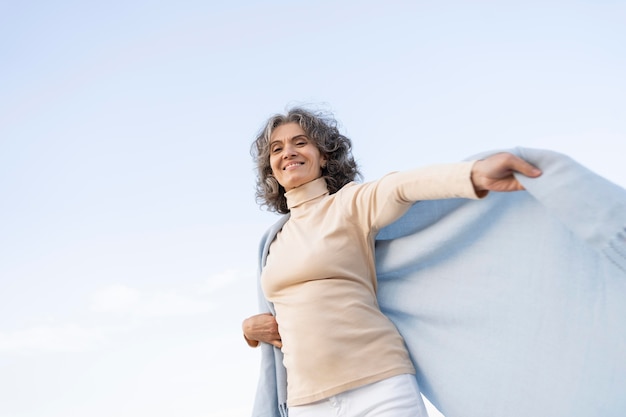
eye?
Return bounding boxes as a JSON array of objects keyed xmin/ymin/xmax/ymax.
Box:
[
  {"xmin": 295, "ymin": 136, "xmax": 309, "ymax": 146},
  {"xmin": 271, "ymin": 145, "xmax": 282, "ymax": 153}
]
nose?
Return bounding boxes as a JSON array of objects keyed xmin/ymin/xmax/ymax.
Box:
[{"xmin": 282, "ymin": 143, "xmax": 297, "ymax": 158}]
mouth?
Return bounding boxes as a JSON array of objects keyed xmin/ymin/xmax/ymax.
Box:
[{"xmin": 283, "ymin": 162, "xmax": 304, "ymax": 170}]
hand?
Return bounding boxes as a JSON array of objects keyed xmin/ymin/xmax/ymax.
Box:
[
  {"xmin": 471, "ymin": 152, "xmax": 542, "ymax": 193},
  {"xmin": 242, "ymin": 313, "xmax": 282, "ymax": 348}
]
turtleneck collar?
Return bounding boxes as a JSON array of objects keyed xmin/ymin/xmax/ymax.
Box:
[{"xmin": 285, "ymin": 177, "xmax": 329, "ymax": 210}]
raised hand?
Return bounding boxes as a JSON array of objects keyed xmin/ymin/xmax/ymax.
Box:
[{"xmin": 471, "ymin": 152, "xmax": 542, "ymax": 193}]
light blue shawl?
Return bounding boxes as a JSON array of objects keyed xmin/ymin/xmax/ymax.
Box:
[{"xmin": 250, "ymin": 147, "xmax": 626, "ymax": 417}]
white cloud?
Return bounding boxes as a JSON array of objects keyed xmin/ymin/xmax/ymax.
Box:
[
  {"xmin": 90, "ymin": 284, "xmax": 213, "ymax": 318},
  {"xmin": 0, "ymin": 282, "xmax": 215, "ymax": 354},
  {"xmin": 133, "ymin": 291, "xmax": 211, "ymax": 317},
  {"xmin": 91, "ymin": 284, "xmax": 141, "ymax": 314},
  {"xmin": 201, "ymin": 268, "xmax": 254, "ymax": 295},
  {"xmin": 0, "ymin": 323, "xmax": 105, "ymax": 353}
]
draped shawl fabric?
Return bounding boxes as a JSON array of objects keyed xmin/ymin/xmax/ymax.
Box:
[{"xmin": 250, "ymin": 147, "xmax": 626, "ymax": 417}]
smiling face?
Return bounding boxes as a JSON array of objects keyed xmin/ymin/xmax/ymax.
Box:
[{"xmin": 269, "ymin": 122, "xmax": 327, "ymax": 191}]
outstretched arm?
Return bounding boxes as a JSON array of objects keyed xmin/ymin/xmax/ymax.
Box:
[{"xmin": 471, "ymin": 152, "xmax": 542, "ymax": 193}]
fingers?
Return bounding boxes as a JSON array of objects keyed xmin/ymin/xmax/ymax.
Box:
[
  {"xmin": 242, "ymin": 313, "xmax": 282, "ymax": 347},
  {"xmin": 471, "ymin": 153, "xmax": 541, "ymax": 192},
  {"xmin": 503, "ymin": 154, "xmax": 542, "ymax": 178}
]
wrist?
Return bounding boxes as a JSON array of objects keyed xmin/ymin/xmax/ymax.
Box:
[{"xmin": 470, "ymin": 161, "xmax": 489, "ymax": 198}]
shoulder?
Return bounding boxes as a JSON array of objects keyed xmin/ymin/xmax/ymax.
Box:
[{"xmin": 259, "ymin": 215, "xmax": 289, "ymax": 245}]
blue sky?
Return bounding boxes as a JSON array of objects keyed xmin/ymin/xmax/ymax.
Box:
[{"xmin": 1, "ymin": 1, "xmax": 625, "ymax": 416}]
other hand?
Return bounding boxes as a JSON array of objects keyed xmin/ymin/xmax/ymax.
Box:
[
  {"xmin": 471, "ymin": 152, "xmax": 542, "ymax": 193},
  {"xmin": 242, "ymin": 313, "xmax": 282, "ymax": 348}
]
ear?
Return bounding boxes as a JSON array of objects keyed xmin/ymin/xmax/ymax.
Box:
[{"xmin": 321, "ymin": 156, "xmax": 328, "ymax": 169}]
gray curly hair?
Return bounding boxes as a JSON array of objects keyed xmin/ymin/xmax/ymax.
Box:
[{"xmin": 251, "ymin": 107, "xmax": 362, "ymax": 214}]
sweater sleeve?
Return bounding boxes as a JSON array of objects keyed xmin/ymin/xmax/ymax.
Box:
[{"xmin": 348, "ymin": 161, "xmax": 483, "ymax": 231}]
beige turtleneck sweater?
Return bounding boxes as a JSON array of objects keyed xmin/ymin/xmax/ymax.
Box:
[{"xmin": 261, "ymin": 162, "xmax": 481, "ymax": 406}]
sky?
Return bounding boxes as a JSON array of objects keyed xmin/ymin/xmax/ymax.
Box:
[{"xmin": 1, "ymin": 1, "xmax": 625, "ymax": 416}]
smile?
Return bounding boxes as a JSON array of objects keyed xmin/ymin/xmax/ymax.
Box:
[{"xmin": 283, "ymin": 162, "xmax": 304, "ymax": 170}]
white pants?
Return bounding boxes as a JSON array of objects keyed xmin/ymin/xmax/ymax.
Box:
[{"xmin": 289, "ymin": 373, "xmax": 429, "ymax": 417}]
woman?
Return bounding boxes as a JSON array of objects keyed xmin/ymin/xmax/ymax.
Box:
[{"xmin": 243, "ymin": 107, "xmax": 541, "ymax": 416}]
